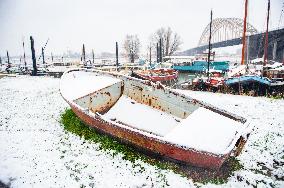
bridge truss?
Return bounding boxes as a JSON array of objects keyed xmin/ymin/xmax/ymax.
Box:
[{"xmin": 198, "ymin": 18, "xmax": 258, "ymax": 46}]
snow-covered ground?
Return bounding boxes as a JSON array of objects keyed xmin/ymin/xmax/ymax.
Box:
[{"xmin": 0, "ymin": 75, "xmax": 283, "ymax": 188}]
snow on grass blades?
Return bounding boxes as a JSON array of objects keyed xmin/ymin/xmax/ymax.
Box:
[{"xmin": 60, "ymin": 108, "xmax": 243, "ymax": 184}]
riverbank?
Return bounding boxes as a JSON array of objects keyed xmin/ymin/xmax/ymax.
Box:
[{"xmin": 0, "ymin": 75, "xmax": 283, "ymax": 187}]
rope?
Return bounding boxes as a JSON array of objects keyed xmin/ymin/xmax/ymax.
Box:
[{"xmin": 38, "ymin": 38, "xmax": 50, "ymax": 61}]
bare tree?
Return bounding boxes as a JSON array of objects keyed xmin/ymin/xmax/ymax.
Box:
[
  {"xmin": 124, "ymin": 34, "xmax": 140, "ymax": 63},
  {"xmin": 150, "ymin": 27, "xmax": 182, "ymax": 58}
]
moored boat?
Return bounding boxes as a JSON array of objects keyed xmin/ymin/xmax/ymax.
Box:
[
  {"xmin": 173, "ymin": 61, "xmax": 229, "ymax": 73},
  {"xmin": 132, "ymin": 68, "xmax": 178, "ymax": 82},
  {"xmin": 205, "ymin": 70, "xmax": 226, "ymax": 87},
  {"xmin": 225, "ymin": 75, "xmax": 271, "ymax": 86},
  {"xmin": 60, "ymin": 69, "xmax": 252, "ymax": 169}
]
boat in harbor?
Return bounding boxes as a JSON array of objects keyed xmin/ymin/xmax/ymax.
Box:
[
  {"xmin": 46, "ymin": 61, "xmax": 81, "ymax": 77},
  {"xmin": 173, "ymin": 60, "xmax": 229, "ymax": 73},
  {"xmin": 205, "ymin": 69, "xmax": 226, "ymax": 87},
  {"xmin": 132, "ymin": 68, "xmax": 178, "ymax": 82},
  {"xmin": 60, "ymin": 68, "xmax": 252, "ymax": 169},
  {"xmin": 225, "ymin": 75, "xmax": 271, "ymax": 86}
]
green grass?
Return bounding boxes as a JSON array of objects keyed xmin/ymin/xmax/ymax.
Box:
[
  {"xmin": 60, "ymin": 108, "xmax": 243, "ymax": 184},
  {"xmin": 268, "ymin": 95, "xmax": 284, "ymax": 100}
]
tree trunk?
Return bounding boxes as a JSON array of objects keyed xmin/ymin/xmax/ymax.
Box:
[
  {"xmin": 149, "ymin": 46, "xmax": 152, "ymax": 66},
  {"xmin": 156, "ymin": 43, "xmax": 159, "ymax": 63},
  {"xmin": 131, "ymin": 53, "xmax": 134, "ymax": 63}
]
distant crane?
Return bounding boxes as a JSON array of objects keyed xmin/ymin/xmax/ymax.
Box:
[{"xmin": 38, "ymin": 38, "xmax": 50, "ymax": 64}]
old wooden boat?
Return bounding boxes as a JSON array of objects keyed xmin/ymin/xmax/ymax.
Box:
[
  {"xmin": 60, "ymin": 69, "xmax": 252, "ymax": 169},
  {"xmin": 132, "ymin": 68, "xmax": 178, "ymax": 82}
]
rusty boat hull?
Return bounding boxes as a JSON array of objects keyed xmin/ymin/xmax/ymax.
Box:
[{"xmin": 60, "ymin": 69, "xmax": 251, "ymax": 169}]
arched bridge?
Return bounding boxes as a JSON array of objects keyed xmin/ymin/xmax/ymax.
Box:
[
  {"xmin": 182, "ymin": 18, "xmax": 284, "ymax": 62},
  {"xmin": 198, "ymin": 18, "xmax": 258, "ymax": 46}
]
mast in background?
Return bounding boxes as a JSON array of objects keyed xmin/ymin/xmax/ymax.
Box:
[
  {"xmin": 263, "ymin": 0, "xmax": 270, "ymax": 66},
  {"xmin": 241, "ymin": 0, "xmax": 248, "ymax": 65},
  {"xmin": 207, "ymin": 9, "xmax": 213, "ymax": 78}
]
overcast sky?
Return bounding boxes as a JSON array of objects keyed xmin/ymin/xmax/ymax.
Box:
[{"xmin": 0, "ymin": 0, "xmax": 283, "ymax": 57}]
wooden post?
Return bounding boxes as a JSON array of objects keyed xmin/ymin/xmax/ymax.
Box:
[
  {"xmin": 0, "ymin": 56, "xmax": 2, "ymax": 66},
  {"xmin": 6, "ymin": 51, "xmax": 10, "ymax": 69},
  {"xmin": 30, "ymin": 36, "xmax": 37, "ymax": 76},
  {"xmin": 116, "ymin": 42, "xmax": 119, "ymax": 69},
  {"xmin": 159, "ymin": 38, "xmax": 163, "ymax": 63},
  {"xmin": 92, "ymin": 49, "xmax": 95, "ymax": 65},
  {"xmin": 51, "ymin": 53, "xmax": 53, "ymax": 62},
  {"xmin": 42, "ymin": 47, "xmax": 45, "ymax": 65},
  {"xmin": 82, "ymin": 44, "xmax": 86, "ymax": 63},
  {"xmin": 207, "ymin": 10, "xmax": 213, "ymax": 78}
]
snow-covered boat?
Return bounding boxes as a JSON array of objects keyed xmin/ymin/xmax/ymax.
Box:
[
  {"xmin": 205, "ymin": 70, "xmax": 225, "ymax": 87},
  {"xmin": 132, "ymin": 68, "xmax": 178, "ymax": 82},
  {"xmin": 225, "ymin": 75, "xmax": 271, "ymax": 86},
  {"xmin": 60, "ymin": 69, "xmax": 251, "ymax": 169}
]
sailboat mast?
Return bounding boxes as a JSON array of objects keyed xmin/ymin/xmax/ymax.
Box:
[
  {"xmin": 241, "ymin": 0, "xmax": 248, "ymax": 65},
  {"xmin": 207, "ymin": 10, "xmax": 213, "ymax": 78},
  {"xmin": 263, "ymin": 0, "xmax": 270, "ymax": 66}
]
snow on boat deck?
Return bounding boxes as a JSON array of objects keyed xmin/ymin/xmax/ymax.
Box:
[
  {"xmin": 60, "ymin": 71, "xmax": 121, "ymax": 101},
  {"xmin": 103, "ymin": 95, "xmax": 181, "ymax": 136},
  {"xmin": 164, "ymin": 107, "xmax": 243, "ymax": 155},
  {"xmin": 103, "ymin": 96, "xmax": 243, "ymax": 155}
]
